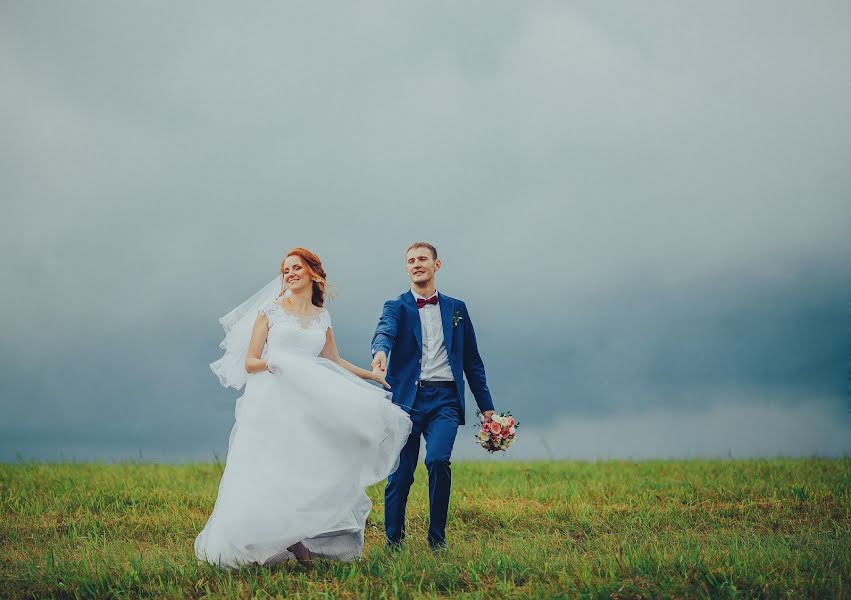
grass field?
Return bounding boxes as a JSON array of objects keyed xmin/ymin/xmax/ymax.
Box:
[{"xmin": 1, "ymin": 458, "xmax": 848, "ymax": 598}]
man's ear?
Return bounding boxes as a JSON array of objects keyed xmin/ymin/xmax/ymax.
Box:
[{"xmin": 434, "ymin": 258, "xmax": 442, "ymax": 272}]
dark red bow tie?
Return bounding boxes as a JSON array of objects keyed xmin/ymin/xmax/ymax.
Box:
[{"xmin": 416, "ymin": 295, "xmax": 438, "ymax": 309}]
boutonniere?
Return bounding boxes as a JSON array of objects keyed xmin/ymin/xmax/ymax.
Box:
[{"xmin": 452, "ymin": 310, "xmax": 463, "ymax": 327}]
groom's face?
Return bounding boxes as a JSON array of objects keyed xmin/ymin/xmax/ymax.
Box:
[{"xmin": 405, "ymin": 248, "xmax": 440, "ymax": 285}]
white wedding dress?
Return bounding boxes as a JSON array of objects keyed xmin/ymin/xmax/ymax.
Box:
[{"xmin": 195, "ymin": 300, "xmax": 413, "ymax": 568}]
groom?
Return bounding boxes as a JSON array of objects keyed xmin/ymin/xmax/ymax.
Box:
[{"xmin": 371, "ymin": 242, "xmax": 496, "ymax": 550}]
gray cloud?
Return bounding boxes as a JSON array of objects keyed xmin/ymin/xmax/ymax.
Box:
[{"xmin": 1, "ymin": 1, "xmax": 849, "ymax": 460}]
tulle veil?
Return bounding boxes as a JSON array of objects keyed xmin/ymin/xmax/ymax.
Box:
[{"xmin": 209, "ymin": 276, "xmax": 289, "ymax": 390}]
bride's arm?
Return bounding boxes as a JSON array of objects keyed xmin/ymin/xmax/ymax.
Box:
[
  {"xmin": 244, "ymin": 314, "xmax": 271, "ymax": 374},
  {"xmin": 320, "ymin": 328, "xmax": 390, "ymax": 388}
]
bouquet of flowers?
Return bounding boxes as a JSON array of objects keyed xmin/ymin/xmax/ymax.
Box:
[{"xmin": 475, "ymin": 411, "xmax": 518, "ymax": 453}]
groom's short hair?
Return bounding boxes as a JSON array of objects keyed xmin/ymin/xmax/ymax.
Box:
[{"xmin": 406, "ymin": 242, "xmax": 437, "ymax": 260}]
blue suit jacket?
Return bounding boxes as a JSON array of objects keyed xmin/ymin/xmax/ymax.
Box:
[{"xmin": 371, "ymin": 291, "xmax": 494, "ymax": 425}]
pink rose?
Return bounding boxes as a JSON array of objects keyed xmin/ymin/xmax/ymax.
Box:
[{"xmin": 489, "ymin": 421, "xmax": 501, "ymax": 434}]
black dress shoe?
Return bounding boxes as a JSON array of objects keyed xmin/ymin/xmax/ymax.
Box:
[{"xmin": 287, "ymin": 542, "xmax": 314, "ymax": 568}]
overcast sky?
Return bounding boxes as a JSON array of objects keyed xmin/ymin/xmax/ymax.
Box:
[{"xmin": 1, "ymin": 1, "xmax": 849, "ymax": 461}]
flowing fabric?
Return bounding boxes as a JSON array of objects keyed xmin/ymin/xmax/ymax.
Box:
[
  {"xmin": 210, "ymin": 276, "xmax": 287, "ymax": 390},
  {"xmin": 195, "ymin": 300, "xmax": 413, "ymax": 568}
]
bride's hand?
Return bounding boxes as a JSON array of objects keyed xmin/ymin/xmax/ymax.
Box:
[{"xmin": 371, "ymin": 371, "xmax": 391, "ymax": 390}]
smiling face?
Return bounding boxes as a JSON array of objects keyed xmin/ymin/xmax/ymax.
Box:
[
  {"xmin": 405, "ymin": 246, "xmax": 441, "ymax": 285},
  {"xmin": 282, "ymin": 254, "xmax": 312, "ymax": 292}
]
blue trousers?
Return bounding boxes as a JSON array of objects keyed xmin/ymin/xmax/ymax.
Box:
[{"xmin": 384, "ymin": 384, "xmax": 461, "ymax": 548}]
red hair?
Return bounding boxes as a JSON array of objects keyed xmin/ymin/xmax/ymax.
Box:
[{"xmin": 280, "ymin": 247, "xmax": 328, "ymax": 307}]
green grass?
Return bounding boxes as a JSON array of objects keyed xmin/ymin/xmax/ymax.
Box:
[{"xmin": 1, "ymin": 458, "xmax": 848, "ymax": 598}]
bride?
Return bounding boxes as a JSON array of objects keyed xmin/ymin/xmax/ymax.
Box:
[{"xmin": 195, "ymin": 247, "xmax": 413, "ymax": 568}]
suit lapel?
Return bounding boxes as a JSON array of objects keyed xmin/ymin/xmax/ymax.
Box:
[
  {"xmin": 439, "ymin": 294, "xmax": 454, "ymax": 353},
  {"xmin": 403, "ymin": 291, "xmax": 423, "ymax": 353}
]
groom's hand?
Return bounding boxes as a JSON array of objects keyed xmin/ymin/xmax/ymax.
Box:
[
  {"xmin": 482, "ymin": 410, "xmax": 495, "ymax": 420},
  {"xmin": 371, "ymin": 351, "xmax": 387, "ymax": 374}
]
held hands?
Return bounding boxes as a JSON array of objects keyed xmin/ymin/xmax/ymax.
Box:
[
  {"xmin": 370, "ymin": 351, "xmax": 390, "ymax": 390},
  {"xmin": 371, "ymin": 351, "xmax": 387, "ymax": 375},
  {"xmin": 371, "ymin": 371, "xmax": 391, "ymax": 390}
]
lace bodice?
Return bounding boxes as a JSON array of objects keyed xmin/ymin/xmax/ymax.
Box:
[{"xmin": 258, "ymin": 300, "xmax": 331, "ymax": 358}]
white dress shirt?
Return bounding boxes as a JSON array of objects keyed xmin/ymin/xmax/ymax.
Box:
[{"xmin": 412, "ymin": 288, "xmax": 454, "ymax": 382}]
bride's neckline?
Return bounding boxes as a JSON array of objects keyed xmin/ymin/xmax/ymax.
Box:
[{"xmin": 273, "ymin": 300, "xmax": 324, "ymax": 318}]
